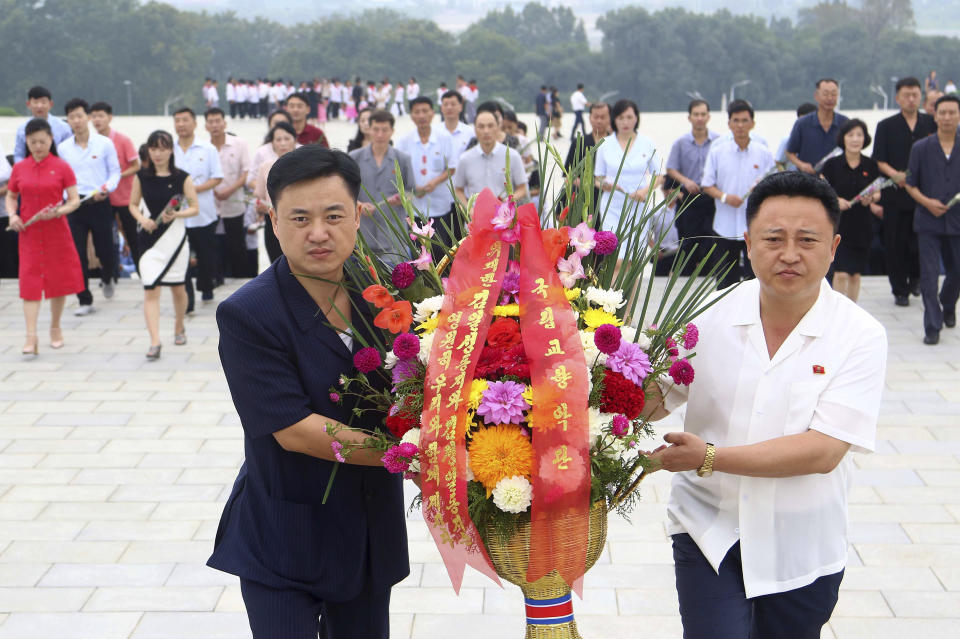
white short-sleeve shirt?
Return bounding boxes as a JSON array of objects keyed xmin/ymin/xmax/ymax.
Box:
[
  {"xmin": 396, "ymin": 127, "xmax": 457, "ymax": 217},
  {"xmin": 661, "ymin": 278, "xmax": 887, "ymax": 598},
  {"xmin": 593, "ymin": 133, "xmax": 662, "ymax": 232},
  {"xmin": 701, "ymin": 138, "xmax": 775, "ymax": 238}
]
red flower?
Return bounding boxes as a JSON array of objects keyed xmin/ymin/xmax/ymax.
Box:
[
  {"xmin": 476, "ymin": 345, "xmax": 505, "ymax": 379},
  {"xmin": 362, "ymin": 284, "xmax": 394, "ymax": 309},
  {"xmin": 487, "ymin": 318, "xmax": 522, "ymax": 349},
  {"xmin": 374, "ymin": 300, "xmax": 413, "ymax": 334},
  {"xmin": 386, "ymin": 413, "xmax": 417, "ymax": 438},
  {"xmin": 599, "ymin": 369, "xmax": 646, "ymax": 420},
  {"xmin": 501, "ymin": 343, "xmax": 530, "ymax": 379},
  {"xmin": 542, "ymin": 227, "xmax": 570, "ymax": 266}
]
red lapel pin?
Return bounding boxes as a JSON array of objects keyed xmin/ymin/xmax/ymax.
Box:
[{"xmin": 812, "ymin": 365, "xmax": 825, "ymax": 375}]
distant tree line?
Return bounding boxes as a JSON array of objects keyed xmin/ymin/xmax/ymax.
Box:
[{"xmin": 0, "ymin": 0, "xmax": 955, "ymax": 115}]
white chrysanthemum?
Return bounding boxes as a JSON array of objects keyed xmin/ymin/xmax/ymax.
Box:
[
  {"xmin": 384, "ymin": 351, "xmax": 398, "ymax": 370},
  {"xmin": 620, "ymin": 325, "xmax": 651, "ymax": 351},
  {"xmin": 585, "ymin": 286, "xmax": 626, "ymax": 314},
  {"xmin": 413, "ymin": 295, "xmax": 444, "ymax": 323},
  {"xmin": 400, "ymin": 428, "xmax": 421, "ymax": 472},
  {"xmin": 418, "ymin": 331, "xmax": 435, "ymax": 365},
  {"xmin": 588, "ymin": 407, "xmax": 608, "ymax": 446},
  {"xmin": 580, "ymin": 330, "xmax": 607, "ymax": 367},
  {"xmin": 492, "ymin": 475, "xmax": 532, "ymax": 513}
]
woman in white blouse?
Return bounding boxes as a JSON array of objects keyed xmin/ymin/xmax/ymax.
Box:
[{"xmin": 594, "ymin": 99, "xmax": 664, "ymax": 233}]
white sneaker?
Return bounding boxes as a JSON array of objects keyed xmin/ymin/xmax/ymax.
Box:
[
  {"xmin": 74, "ymin": 305, "xmax": 96, "ymax": 316},
  {"xmin": 102, "ymin": 282, "xmax": 115, "ymax": 299}
]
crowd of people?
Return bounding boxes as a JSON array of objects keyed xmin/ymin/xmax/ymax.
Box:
[{"xmin": 0, "ymin": 71, "xmax": 957, "ymax": 361}]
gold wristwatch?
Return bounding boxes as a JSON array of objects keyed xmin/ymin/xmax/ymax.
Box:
[{"xmin": 697, "ymin": 443, "xmax": 716, "ymax": 477}]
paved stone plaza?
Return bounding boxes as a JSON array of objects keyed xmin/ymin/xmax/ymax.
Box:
[{"xmin": 0, "ymin": 275, "xmax": 957, "ymax": 639}]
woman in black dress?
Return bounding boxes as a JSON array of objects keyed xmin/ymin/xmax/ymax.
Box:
[
  {"xmin": 820, "ymin": 118, "xmax": 882, "ymax": 302},
  {"xmin": 127, "ymin": 130, "xmax": 199, "ymax": 359}
]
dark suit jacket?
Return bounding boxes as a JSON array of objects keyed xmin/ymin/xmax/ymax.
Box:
[{"xmin": 207, "ymin": 256, "xmax": 409, "ymax": 600}]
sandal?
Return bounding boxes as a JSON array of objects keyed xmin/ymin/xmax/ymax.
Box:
[
  {"xmin": 22, "ymin": 333, "xmax": 38, "ymax": 356},
  {"xmin": 50, "ymin": 327, "xmax": 64, "ymax": 349},
  {"xmin": 174, "ymin": 332, "xmax": 187, "ymax": 346},
  {"xmin": 146, "ymin": 344, "xmax": 162, "ymax": 360}
]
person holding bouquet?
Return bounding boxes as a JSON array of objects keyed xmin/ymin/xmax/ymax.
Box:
[
  {"xmin": 649, "ymin": 172, "xmax": 887, "ymax": 639},
  {"xmin": 207, "ymin": 145, "xmax": 408, "ymax": 639},
  {"xmin": 820, "ymin": 119, "xmax": 881, "ymax": 302},
  {"xmin": 127, "ymin": 130, "xmax": 199, "ymax": 359},
  {"xmin": 4, "ymin": 118, "xmax": 82, "ymax": 355}
]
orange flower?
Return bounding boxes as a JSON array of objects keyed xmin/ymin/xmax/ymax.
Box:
[
  {"xmin": 468, "ymin": 424, "xmax": 534, "ymax": 494},
  {"xmin": 542, "ymin": 227, "xmax": 570, "ymax": 266},
  {"xmin": 362, "ymin": 284, "xmax": 394, "ymax": 309},
  {"xmin": 374, "ymin": 300, "xmax": 413, "ymax": 334}
]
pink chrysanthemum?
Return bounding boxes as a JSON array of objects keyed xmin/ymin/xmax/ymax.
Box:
[
  {"xmin": 391, "ymin": 262, "xmax": 415, "ymax": 289},
  {"xmin": 353, "ymin": 347, "xmax": 382, "ymax": 373},
  {"xmin": 606, "ymin": 341, "xmax": 653, "ymax": 385},
  {"xmin": 665, "ymin": 337, "xmax": 680, "ymax": 357},
  {"xmin": 477, "ymin": 380, "xmax": 530, "ymax": 425},
  {"xmin": 669, "ymin": 358, "xmax": 695, "ymax": 386},
  {"xmin": 331, "ymin": 440, "xmax": 346, "ymax": 463},
  {"xmin": 382, "ymin": 442, "xmax": 419, "ymax": 474},
  {"xmin": 329, "ymin": 392, "xmax": 340, "ymax": 403},
  {"xmin": 611, "ymin": 414, "xmax": 630, "ymax": 437},
  {"xmin": 594, "ymin": 324, "xmax": 622, "ymax": 355},
  {"xmin": 683, "ymin": 323, "xmax": 699, "ymax": 350},
  {"xmin": 392, "ymin": 333, "xmax": 420, "ymax": 359},
  {"xmin": 593, "ymin": 231, "xmax": 618, "ymax": 255}
]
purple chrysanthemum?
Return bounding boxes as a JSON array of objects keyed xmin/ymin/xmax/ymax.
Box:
[
  {"xmin": 331, "ymin": 440, "xmax": 346, "ymax": 463},
  {"xmin": 391, "ymin": 357, "xmax": 418, "ymax": 387},
  {"xmin": 391, "ymin": 262, "xmax": 416, "ymax": 289},
  {"xmin": 606, "ymin": 341, "xmax": 653, "ymax": 385},
  {"xmin": 476, "ymin": 380, "xmax": 530, "ymax": 425},
  {"xmin": 669, "ymin": 358, "xmax": 695, "ymax": 386},
  {"xmin": 329, "ymin": 392, "xmax": 340, "ymax": 403},
  {"xmin": 593, "ymin": 231, "xmax": 618, "ymax": 255},
  {"xmin": 353, "ymin": 347, "xmax": 382, "ymax": 373},
  {"xmin": 594, "ymin": 324, "xmax": 622, "ymax": 355},
  {"xmin": 499, "ymin": 270, "xmax": 520, "ymax": 305},
  {"xmin": 392, "ymin": 333, "xmax": 420, "ymax": 359},
  {"xmin": 683, "ymin": 323, "xmax": 699, "ymax": 350},
  {"xmin": 611, "ymin": 414, "xmax": 630, "ymax": 437}
]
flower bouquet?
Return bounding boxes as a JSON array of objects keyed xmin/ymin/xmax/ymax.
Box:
[
  {"xmin": 321, "ymin": 143, "xmax": 731, "ymax": 637},
  {"xmin": 849, "ymin": 171, "xmax": 909, "ymax": 205}
]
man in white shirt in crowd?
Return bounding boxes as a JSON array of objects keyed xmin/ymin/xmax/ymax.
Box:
[
  {"xmin": 209, "ymin": 80, "xmax": 220, "ymax": 109},
  {"xmin": 453, "ymin": 110, "xmax": 527, "ymax": 206},
  {"xmin": 439, "ymin": 90, "xmax": 473, "ymax": 163},
  {"xmin": 328, "ymin": 79, "xmax": 342, "ymax": 120},
  {"xmin": 174, "ymin": 107, "xmax": 223, "ymax": 307},
  {"xmin": 203, "ymin": 78, "xmax": 213, "ymax": 108},
  {"xmin": 569, "ymin": 83, "xmax": 588, "ymax": 140},
  {"xmin": 701, "ymin": 100, "xmax": 775, "ymax": 289},
  {"xmin": 392, "ymin": 83, "xmax": 405, "ymax": 117},
  {"xmin": 406, "ymin": 77, "xmax": 420, "ymax": 107},
  {"xmin": 13, "ymin": 85, "xmax": 73, "ymax": 163},
  {"xmin": 397, "ymin": 96, "xmax": 458, "ymax": 258},
  {"xmin": 649, "ymin": 170, "xmax": 886, "ymax": 639},
  {"xmin": 205, "ymin": 108, "xmax": 251, "ymax": 279},
  {"xmin": 436, "ymin": 82, "xmax": 448, "ymax": 107},
  {"xmin": 269, "ymin": 80, "xmax": 285, "ymax": 112},
  {"xmin": 59, "ymin": 98, "xmax": 121, "ymax": 314},
  {"xmin": 247, "ymin": 80, "xmax": 260, "ymax": 119}
]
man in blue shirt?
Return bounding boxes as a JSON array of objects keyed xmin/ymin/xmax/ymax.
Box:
[
  {"xmin": 59, "ymin": 98, "xmax": 121, "ymax": 314},
  {"xmin": 535, "ymin": 86, "xmax": 548, "ymax": 139},
  {"xmin": 905, "ymin": 94, "xmax": 960, "ymax": 345},
  {"xmin": 785, "ymin": 79, "xmax": 849, "ymax": 174},
  {"xmin": 13, "ymin": 86, "xmax": 73, "ymax": 164}
]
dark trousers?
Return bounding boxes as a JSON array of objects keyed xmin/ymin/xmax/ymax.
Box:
[
  {"xmin": 672, "ymin": 533, "xmax": 843, "ymax": 639},
  {"xmin": 240, "ymin": 578, "xmax": 390, "ymax": 639},
  {"xmin": 114, "ymin": 204, "xmax": 141, "ymax": 268},
  {"xmin": 675, "ymin": 194, "xmax": 718, "ymax": 276},
  {"xmin": 714, "ymin": 237, "xmax": 753, "ymax": 289},
  {"xmin": 222, "ymin": 216, "xmax": 249, "ymax": 278},
  {"xmin": 186, "ymin": 220, "xmax": 217, "ymax": 295},
  {"xmin": 537, "ymin": 114, "xmax": 549, "ymax": 138},
  {"xmin": 0, "ymin": 216, "xmax": 18, "ymax": 278},
  {"xmin": 69, "ymin": 197, "xmax": 116, "ymax": 306},
  {"xmin": 328, "ymin": 101, "xmax": 340, "ymax": 119},
  {"xmin": 260, "ymin": 99, "xmax": 269, "ymax": 118},
  {"xmin": 917, "ymin": 232, "xmax": 960, "ymax": 335},
  {"xmin": 430, "ymin": 204, "xmax": 466, "ymax": 263},
  {"xmin": 570, "ymin": 110, "xmax": 585, "ymax": 139},
  {"xmin": 229, "ymin": 101, "xmax": 238, "ymax": 118},
  {"xmin": 883, "ymin": 204, "xmax": 920, "ymax": 296}
]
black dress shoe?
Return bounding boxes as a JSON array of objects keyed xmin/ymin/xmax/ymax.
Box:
[
  {"xmin": 910, "ymin": 282, "xmax": 921, "ymax": 296},
  {"xmin": 945, "ymin": 310, "xmax": 956, "ymax": 328},
  {"xmin": 923, "ymin": 331, "xmax": 940, "ymax": 345},
  {"xmin": 894, "ymin": 295, "xmax": 910, "ymax": 307}
]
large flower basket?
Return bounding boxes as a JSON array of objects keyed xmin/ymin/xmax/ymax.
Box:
[{"xmin": 479, "ymin": 502, "xmax": 608, "ymax": 639}]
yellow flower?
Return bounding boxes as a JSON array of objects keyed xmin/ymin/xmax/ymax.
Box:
[
  {"xmin": 468, "ymin": 379, "xmax": 489, "ymax": 410},
  {"xmin": 417, "ymin": 314, "xmax": 440, "ymax": 334},
  {"xmin": 565, "ymin": 287, "xmax": 581, "ymax": 301},
  {"xmin": 582, "ymin": 308, "xmax": 622, "ymax": 332},
  {"xmin": 522, "ymin": 385, "xmax": 534, "ymax": 406},
  {"xmin": 492, "ymin": 304, "xmax": 520, "ymax": 317},
  {"xmin": 468, "ymin": 424, "xmax": 534, "ymax": 494}
]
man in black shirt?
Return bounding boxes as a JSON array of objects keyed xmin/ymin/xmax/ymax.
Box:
[{"xmin": 873, "ymin": 77, "xmax": 937, "ymax": 306}]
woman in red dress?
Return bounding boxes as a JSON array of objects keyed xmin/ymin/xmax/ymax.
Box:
[{"xmin": 5, "ymin": 118, "xmax": 82, "ymax": 355}]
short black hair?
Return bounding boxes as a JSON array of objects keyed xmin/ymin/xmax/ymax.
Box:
[
  {"xmin": 577, "ymin": 83, "xmax": 584, "ymax": 89},
  {"xmin": 610, "ymin": 99, "xmax": 639, "ymax": 131},
  {"xmin": 746, "ymin": 171, "xmax": 840, "ymax": 233},
  {"xmin": 267, "ymin": 145, "xmax": 361, "ymax": 206},
  {"xmin": 796, "ymin": 102, "xmax": 817, "ymax": 117},
  {"xmin": 935, "ymin": 94, "xmax": 960, "ymax": 112},
  {"xmin": 90, "ymin": 101, "xmax": 112, "ymax": 114},
  {"xmin": 408, "ymin": 96, "xmax": 433, "ymax": 110},
  {"xmin": 816, "ymin": 78, "xmax": 839, "ymax": 89},
  {"xmin": 64, "ymin": 98, "xmax": 89, "ymax": 115},
  {"xmin": 24, "ymin": 118, "xmax": 59, "ymax": 156},
  {"xmin": 516, "ymin": 121, "xmax": 528, "ymax": 134},
  {"xmin": 285, "ymin": 92, "xmax": 311, "ymax": 107},
  {"xmin": 266, "ymin": 121, "xmax": 297, "ymax": 144},
  {"xmin": 895, "ymin": 76, "xmax": 922, "ymax": 92},
  {"xmin": 27, "ymin": 86, "xmax": 52, "ymax": 101},
  {"xmin": 588, "ymin": 102, "xmax": 610, "ymax": 115},
  {"xmin": 476, "ymin": 101, "xmax": 503, "ymax": 118},
  {"xmin": 687, "ymin": 99, "xmax": 709, "ymax": 114},
  {"xmin": 173, "ymin": 107, "xmax": 195, "ymax": 119},
  {"xmin": 369, "ymin": 109, "xmax": 395, "ymax": 127},
  {"xmin": 268, "ymin": 109, "xmax": 292, "ymax": 125},
  {"xmin": 837, "ymin": 118, "xmax": 872, "ymax": 150},
  {"xmin": 441, "ymin": 90, "xmax": 463, "ymax": 105},
  {"xmin": 501, "ymin": 109, "xmax": 518, "ymax": 123},
  {"xmin": 727, "ymin": 99, "xmax": 754, "ymax": 120},
  {"xmin": 204, "ymin": 107, "xmax": 226, "ymax": 120}
]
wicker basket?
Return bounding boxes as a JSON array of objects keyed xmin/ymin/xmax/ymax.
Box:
[{"xmin": 480, "ymin": 502, "xmax": 608, "ymax": 638}]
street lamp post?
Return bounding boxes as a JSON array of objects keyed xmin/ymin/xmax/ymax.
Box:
[
  {"xmin": 123, "ymin": 80, "xmax": 132, "ymax": 116},
  {"xmin": 890, "ymin": 76, "xmax": 899, "ymax": 103},
  {"xmin": 729, "ymin": 79, "xmax": 751, "ymax": 103}
]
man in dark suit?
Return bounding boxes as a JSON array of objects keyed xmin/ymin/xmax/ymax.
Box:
[{"xmin": 207, "ymin": 145, "xmax": 409, "ymax": 638}]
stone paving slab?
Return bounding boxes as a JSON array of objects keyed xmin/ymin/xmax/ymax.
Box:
[{"xmin": 0, "ymin": 276, "xmax": 958, "ymax": 638}]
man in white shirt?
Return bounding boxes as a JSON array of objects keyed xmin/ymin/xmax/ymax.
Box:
[
  {"xmin": 453, "ymin": 111, "xmax": 527, "ymax": 205},
  {"xmin": 206, "ymin": 108, "xmax": 251, "ymax": 278},
  {"xmin": 650, "ymin": 171, "xmax": 887, "ymax": 639},
  {"xmin": 569, "ymin": 83, "xmax": 588, "ymax": 139},
  {"xmin": 406, "ymin": 77, "xmax": 420, "ymax": 104},
  {"xmin": 59, "ymin": 98, "xmax": 122, "ymax": 312},
  {"xmin": 439, "ymin": 90, "xmax": 473, "ymax": 162},
  {"xmin": 258, "ymin": 79, "xmax": 270, "ymax": 118},
  {"xmin": 701, "ymin": 100, "xmax": 774, "ymax": 288},
  {"xmin": 270, "ymin": 81, "xmax": 285, "ymax": 112},
  {"xmin": 328, "ymin": 79, "xmax": 342, "ymax": 120}
]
